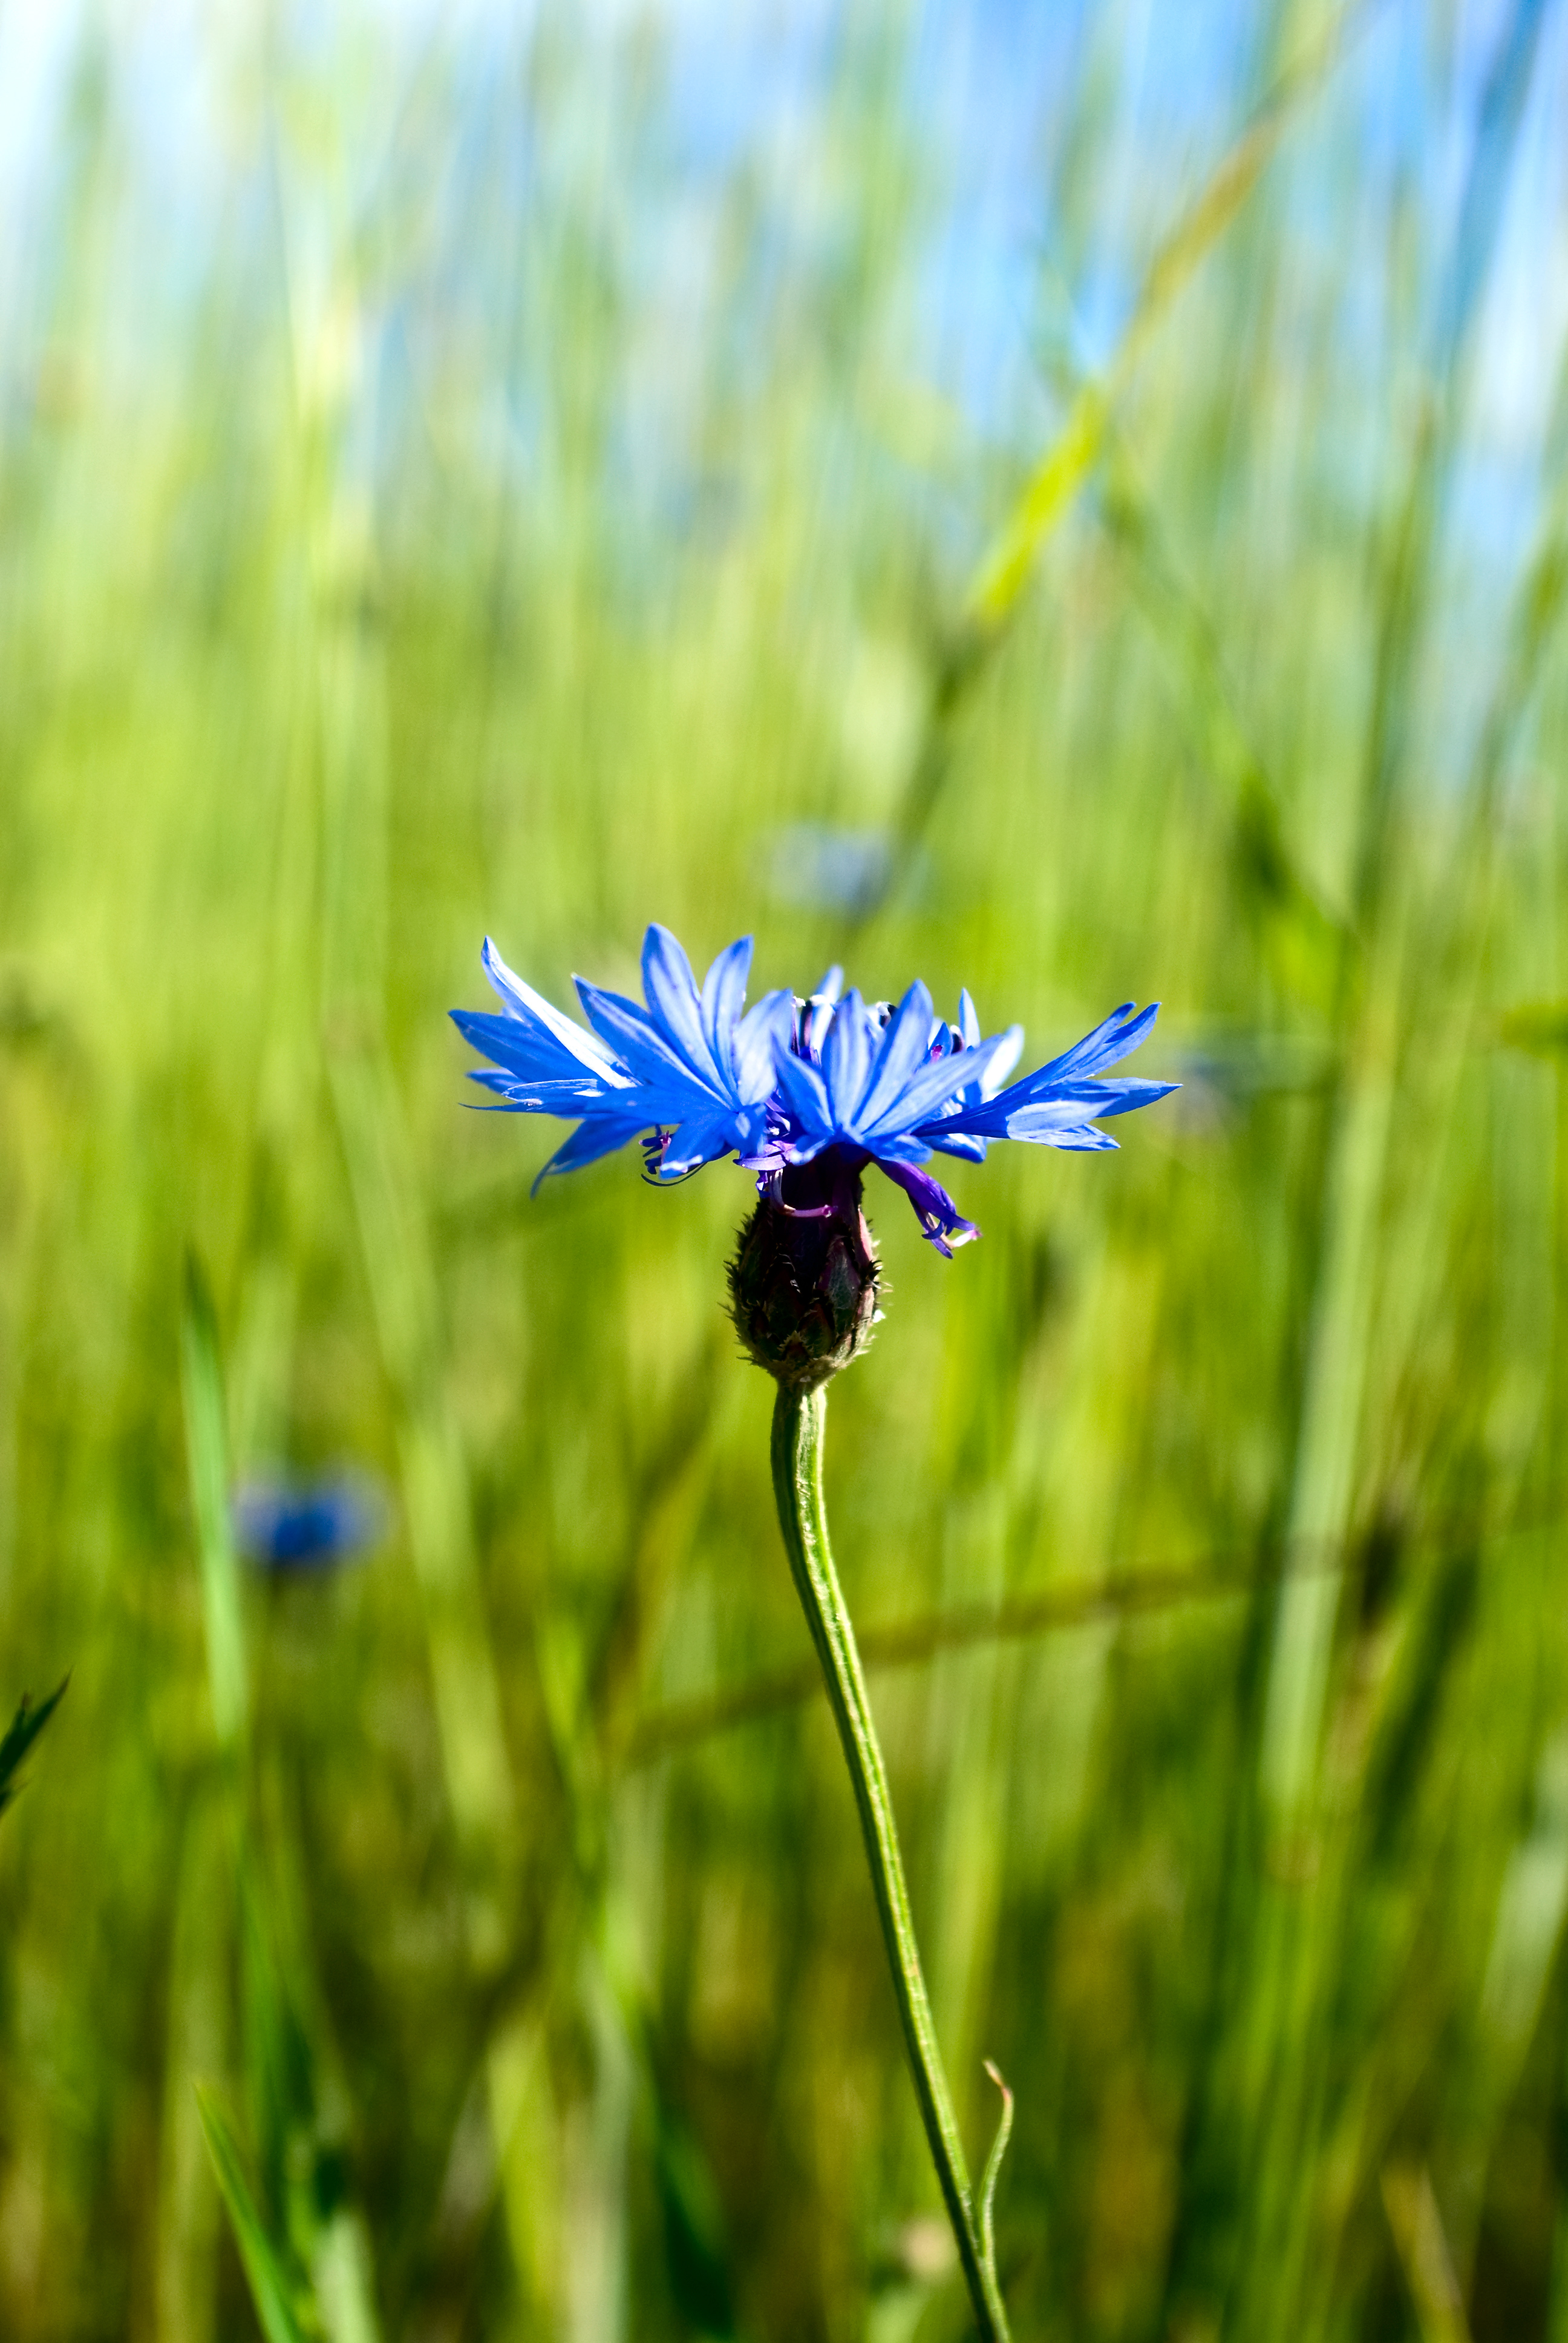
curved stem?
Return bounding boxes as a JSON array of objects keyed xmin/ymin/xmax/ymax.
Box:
[{"xmin": 770, "ymin": 1385, "xmax": 1011, "ymax": 2341}]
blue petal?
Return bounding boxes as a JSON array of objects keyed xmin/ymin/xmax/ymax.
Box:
[
  {"xmin": 976, "ymin": 1021, "xmax": 1024, "ymax": 1097},
  {"xmin": 1088, "ymin": 1077, "xmax": 1181, "ymax": 1116},
  {"xmin": 452, "ymin": 1009, "xmax": 620, "ymax": 1093},
  {"xmin": 863, "ymin": 1025, "xmax": 1011, "ymax": 1136},
  {"xmin": 927, "ymin": 1128, "xmax": 988, "ymax": 1162},
  {"xmin": 1035, "ymin": 1000, "xmax": 1160, "ymax": 1086},
  {"xmin": 878, "ymin": 1160, "xmax": 981, "ymax": 1256},
  {"xmin": 575, "ymin": 978, "xmax": 710, "ymax": 1097},
  {"xmin": 481, "ymin": 937, "xmax": 629, "ymax": 1081},
  {"xmin": 531, "ymin": 1114, "xmax": 652, "ymax": 1193},
  {"xmin": 803, "ymin": 992, "xmax": 837, "ymax": 1059},
  {"xmin": 1007, "ymin": 1115, "xmax": 1120, "ymax": 1151},
  {"xmin": 855, "ymin": 983, "xmax": 934, "ymax": 1130},
  {"xmin": 938, "ymin": 1005, "xmax": 1171, "ymax": 1138},
  {"xmin": 727, "ymin": 1101, "xmax": 774, "ymax": 1158},
  {"xmin": 699, "ymin": 937, "xmax": 753, "ymax": 1087},
  {"xmin": 859, "ymin": 1130, "xmax": 933, "ymax": 1165},
  {"xmin": 772, "ymin": 1048, "xmax": 834, "ymax": 1152},
  {"xmin": 822, "ymin": 988, "xmax": 874, "ymax": 1122},
  {"xmin": 642, "ymin": 925, "xmax": 722, "ymax": 1086},
  {"xmin": 733, "ymin": 989, "xmax": 795, "ymax": 1101},
  {"xmin": 658, "ymin": 1109, "xmax": 741, "ymax": 1178},
  {"xmin": 1004, "ymin": 1099, "xmax": 1108, "ymax": 1137},
  {"xmin": 466, "ymin": 1067, "xmax": 614, "ymax": 1109}
]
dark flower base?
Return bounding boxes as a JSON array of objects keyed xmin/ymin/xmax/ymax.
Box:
[{"xmin": 728, "ymin": 1151, "xmax": 881, "ymax": 1389}]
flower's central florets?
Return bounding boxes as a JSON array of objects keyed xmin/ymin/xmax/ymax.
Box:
[{"xmin": 727, "ymin": 1149, "xmax": 881, "ymax": 1389}]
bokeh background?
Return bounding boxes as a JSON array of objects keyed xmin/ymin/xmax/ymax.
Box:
[{"xmin": 4, "ymin": 1, "xmax": 1568, "ymax": 2337}]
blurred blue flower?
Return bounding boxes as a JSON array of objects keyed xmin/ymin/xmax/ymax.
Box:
[
  {"xmin": 765, "ymin": 824, "xmax": 893, "ymax": 916},
  {"xmin": 234, "ymin": 1476, "xmax": 382, "ymax": 1571},
  {"xmin": 453, "ymin": 928, "xmax": 1175, "ymax": 1253}
]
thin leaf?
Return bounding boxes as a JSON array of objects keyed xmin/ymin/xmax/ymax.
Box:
[
  {"xmin": 0, "ymin": 1676, "xmax": 68, "ymax": 1819},
  {"xmin": 196, "ymin": 2087, "xmax": 312, "ymax": 2343},
  {"xmin": 964, "ymin": 0, "xmax": 1362, "ymax": 633},
  {"xmin": 979, "ymin": 2059, "xmax": 1014, "ymax": 2312}
]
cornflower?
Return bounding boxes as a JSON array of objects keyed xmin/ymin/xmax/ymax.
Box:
[
  {"xmin": 454, "ymin": 925, "xmax": 1171, "ymax": 1246},
  {"xmin": 452, "ymin": 920, "xmax": 1177, "ymax": 2338}
]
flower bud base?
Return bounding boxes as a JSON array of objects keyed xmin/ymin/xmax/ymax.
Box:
[{"xmin": 728, "ymin": 1155, "xmax": 881, "ymax": 1389}]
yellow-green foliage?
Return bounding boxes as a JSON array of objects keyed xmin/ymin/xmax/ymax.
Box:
[{"xmin": 2, "ymin": 6, "xmax": 1567, "ymax": 2339}]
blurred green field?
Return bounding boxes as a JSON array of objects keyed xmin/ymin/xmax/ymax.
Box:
[{"xmin": 4, "ymin": 4, "xmax": 1568, "ymax": 2338}]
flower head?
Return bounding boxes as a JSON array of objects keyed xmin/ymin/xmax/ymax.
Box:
[
  {"xmin": 451, "ymin": 926, "xmax": 794, "ymax": 1188},
  {"xmin": 234, "ymin": 1475, "xmax": 383, "ymax": 1571},
  {"xmin": 452, "ymin": 928, "xmax": 1176, "ymax": 1255},
  {"xmin": 758, "ymin": 978, "xmax": 1177, "ymax": 1254}
]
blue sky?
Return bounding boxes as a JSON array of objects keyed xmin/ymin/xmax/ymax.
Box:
[{"xmin": 1, "ymin": 0, "xmax": 1563, "ymax": 585}]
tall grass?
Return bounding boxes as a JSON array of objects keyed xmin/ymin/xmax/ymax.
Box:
[{"xmin": 2, "ymin": 3, "xmax": 1567, "ymax": 2338}]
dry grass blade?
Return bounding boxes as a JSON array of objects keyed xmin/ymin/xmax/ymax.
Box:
[{"xmin": 1382, "ymin": 2166, "xmax": 1473, "ymax": 2343}]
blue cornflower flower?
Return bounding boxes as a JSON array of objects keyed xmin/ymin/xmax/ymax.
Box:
[
  {"xmin": 234, "ymin": 1475, "xmax": 382, "ymax": 1571},
  {"xmin": 452, "ymin": 928, "xmax": 1175, "ymax": 1254},
  {"xmin": 451, "ymin": 927, "xmax": 795, "ymax": 1187},
  {"xmin": 759, "ymin": 975, "xmax": 1177, "ymax": 1254}
]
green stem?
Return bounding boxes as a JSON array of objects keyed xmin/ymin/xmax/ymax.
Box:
[{"xmin": 770, "ymin": 1385, "xmax": 1011, "ymax": 2341}]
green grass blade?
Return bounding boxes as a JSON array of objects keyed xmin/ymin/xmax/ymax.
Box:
[
  {"xmin": 0, "ymin": 1677, "xmax": 67, "ymax": 1820},
  {"xmin": 964, "ymin": 0, "xmax": 1361, "ymax": 635},
  {"xmin": 195, "ymin": 2088, "xmax": 311, "ymax": 2343},
  {"xmin": 979, "ymin": 2059, "xmax": 1014, "ymax": 2309},
  {"xmin": 180, "ymin": 1256, "xmax": 249, "ymax": 1756}
]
